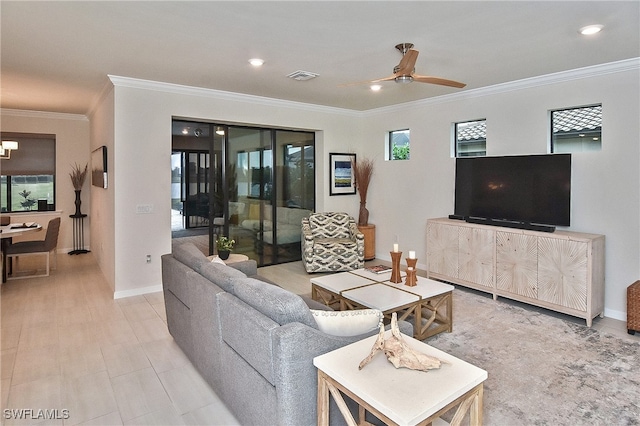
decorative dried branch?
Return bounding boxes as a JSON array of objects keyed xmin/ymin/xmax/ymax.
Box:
[
  {"xmin": 352, "ymin": 157, "xmax": 374, "ymax": 205},
  {"xmin": 69, "ymin": 163, "xmax": 88, "ymax": 190}
]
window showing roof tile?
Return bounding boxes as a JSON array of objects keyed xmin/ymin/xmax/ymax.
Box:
[
  {"xmin": 457, "ymin": 120, "xmax": 486, "ymax": 141},
  {"xmin": 553, "ymin": 105, "xmax": 602, "ymax": 134}
]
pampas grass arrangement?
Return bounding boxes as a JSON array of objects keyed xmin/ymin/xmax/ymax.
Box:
[
  {"xmin": 352, "ymin": 156, "xmax": 374, "ymax": 226},
  {"xmin": 70, "ymin": 163, "xmax": 88, "ymax": 191}
]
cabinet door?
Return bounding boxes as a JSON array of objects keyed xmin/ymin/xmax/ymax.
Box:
[
  {"xmin": 496, "ymin": 232, "xmax": 538, "ymax": 298},
  {"xmin": 427, "ymin": 222, "xmax": 458, "ymax": 278},
  {"xmin": 459, "ymin": 227, "xmax": 494, "ymax": 288},
  {"xmin": 538, "ymin": 237, "xmax": 588, "ymax": 311}
]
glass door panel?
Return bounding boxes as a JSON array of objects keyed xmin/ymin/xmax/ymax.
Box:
[
  {"xmin": 185, "ymin": 151, "xmax": 210, "ymax": 228},
  {"xmin": 272, "ymin": 130, "xmax": 315, "ymax": 263},
  {"xmin": 227, "ymin": 128, "xmax": 273, "ymax": 265}
]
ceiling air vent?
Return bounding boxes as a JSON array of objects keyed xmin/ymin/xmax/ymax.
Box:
[{"xmin": 286, "ymin": 70, "xmax": 319, "ymax": 81}]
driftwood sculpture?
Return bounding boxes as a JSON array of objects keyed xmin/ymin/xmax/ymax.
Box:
[{"xmin": 359, "ymin": 313, "xmax": 446, "ymax": 372}]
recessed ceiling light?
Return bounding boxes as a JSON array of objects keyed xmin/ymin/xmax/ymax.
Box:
[
  {"xmin": 249, "ymin": 58, "xmax": 264, "ymax": 67},
  {"xmin": 370, "ymin": 84, "xmax": 382, "ymax": 91},
  {"xmin": 579, "ymin": 24, "xmax": 603, "ymax": 35}
]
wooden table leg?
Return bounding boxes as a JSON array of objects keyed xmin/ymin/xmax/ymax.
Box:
[
  {"xmin": 470, "ymin": 383, "xmax": 484, "ymax": 426},
  {"xmin": 317, "ymin": 370, "xmax": 330, "ymax": 426}
]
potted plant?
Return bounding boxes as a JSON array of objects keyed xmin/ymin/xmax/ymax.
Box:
[
  {"xmin": 69, "ymin": 163, "xmax": 88, "ymax": 216},
  {"xmin": 352, "ymin": 156, "xmax": 375, "ymax": 260},
  {"xmin": 216, "ymin": 236, "xmax": 235, "ymax": 260}
]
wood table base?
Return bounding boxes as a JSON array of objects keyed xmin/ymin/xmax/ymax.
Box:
[
  {"xmin": 317, "ymin": 370, "xmax": 484, "ymax": 426},
  {"xmin": 339, "ymin": 290, "xmax": 453, "ymax": 341}
]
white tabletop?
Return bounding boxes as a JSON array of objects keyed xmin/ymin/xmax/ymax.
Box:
[
  {"xmin": 0, "ymin": 223, "xmax": 42, "ymax": 239},
  {"xmin": 206, "ymin": 253, "xmax": 249, "ymax": 264},
  {"xmin": 342, "ymin": 283, "xmax": 420, "ymax": 312},
  {"xmin": 310, "ymin": 272, "xmax": 376, "ymax": 294},
  {"xmin": 314, "ymin": 331, "xmax": 487, "ymax": 426},
  {"xmin": 384, "ymin": 278, "xmax": 455, "ymax": 299},
  {"xmin": 350, "ymin": 268, "xmax": 406, "ymax": 282}
]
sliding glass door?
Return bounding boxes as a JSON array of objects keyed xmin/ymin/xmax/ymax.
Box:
[{"xmin": 172, "ymin": 119, "xmax": 315, "ymax": 266}]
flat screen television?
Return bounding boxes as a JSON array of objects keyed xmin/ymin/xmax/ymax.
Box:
[{"xmin": 454, "ymin": 153, "xmax": 571, "ymax": 231}]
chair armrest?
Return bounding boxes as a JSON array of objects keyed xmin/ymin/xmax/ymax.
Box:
[
  {"xmin": 301, "ymin": 220, "xmax": 314, "ymax": 246},
  {"xmin": 349, "ymin": 222, "xmax": 364, "ymax": 242}
]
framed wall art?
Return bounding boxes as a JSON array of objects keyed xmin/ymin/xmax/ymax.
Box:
[
  {"xmin": 329, "ymin": 153, "xmax": 356, "ymax": 196},
  {"xmin": 91, "ymin": 145, "xmax": 108, "ymax": 189}
]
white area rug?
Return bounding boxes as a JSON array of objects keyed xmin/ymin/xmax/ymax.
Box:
[{"xmin": 427, "ymin": 288, "xmax": 640, "ymax": 425}]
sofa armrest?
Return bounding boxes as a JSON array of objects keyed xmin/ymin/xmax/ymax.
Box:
[
  {"xmin": 271, "ymin": 320, "xmax": 412, "ymax": 426},
  {"xmin": 229, "ymin": 259, "xmax": 258, "ymax": 276}
]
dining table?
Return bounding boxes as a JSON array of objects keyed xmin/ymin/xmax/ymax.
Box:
[{"xmin": 0, "ymin": 222, "xmax": 42, "ymax": 283}]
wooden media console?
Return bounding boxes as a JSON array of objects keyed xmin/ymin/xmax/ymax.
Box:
[{"xmin": 426, "ymin": 217, "xmax": 605, "ymax": 326}]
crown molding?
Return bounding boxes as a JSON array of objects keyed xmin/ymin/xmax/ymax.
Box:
[
  {"xmin": 107, "ymin": 75, "xmax": 362, "ymax": 117},
  {"xmin": 365, "ymin": 57, "xmax": 640, "ymax": 116},
  {"xmin": 0, "ymin": 108, "xmax": 88, "ymax": 121}
]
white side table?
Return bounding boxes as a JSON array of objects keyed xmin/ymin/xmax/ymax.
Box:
[
  {"xmin": 207, "ymin": 253, "xmax": 249, "ymax": 265},
  {"xmin": 314, "ymin": 331, "xmax": 487, "ymax": 426}
]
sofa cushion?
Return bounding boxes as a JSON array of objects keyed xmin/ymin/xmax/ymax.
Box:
[
  {"xmin": 199, "ymin": 261, "xmax": 247, "ymax": 294},
  {"xmin": 310, "ymin": 309, "xmax": 383, "ymax": 337},
  {"xmin": 233, "ymin": 277, "xmax": 318, "ymax": 329},
  {"xmin": 172, "ymin": 242, "xmax": 209, "ymax": 272}
]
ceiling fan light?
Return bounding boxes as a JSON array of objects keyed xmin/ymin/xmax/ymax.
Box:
[
  {"xmin": 370, "ymin": 84, "xmax": 382, "ymax": 91},
  {"xmin": 395, "ymin": 75, "xmax": 413, "ymax": 84},
  {"xmin": 249, "ymin": 58, "xmax": 264, "ymax": 67},
  {"xmin": 579, "ymin": 24, "xmax": 603, "ymax": 35}
]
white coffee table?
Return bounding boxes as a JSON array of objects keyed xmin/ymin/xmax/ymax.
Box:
[
  {"xmin": 312, "ymin": 270, "xmax": 455, "ymax": 340},
  {"xmin": 314, "ymin": 330, "xmax": 487, "ymax": 426},
  {"xmin": 310, "ymin": 272, "xmax": 377, "ymax": 308}
]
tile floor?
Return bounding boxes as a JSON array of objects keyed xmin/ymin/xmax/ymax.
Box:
[
  {"xmin": 1, "ymin": 253, "xmax": 239, "ymax": 425},
  {"xmin": 2, "ymin": 251, "xmax": 637, "ymax": 425}
]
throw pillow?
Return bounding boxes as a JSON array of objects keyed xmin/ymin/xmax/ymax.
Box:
[
  {"xmin": 210, "ymin": 256, "xmax": 226, "ymax": 265},
  {"xmin": 310, "ymin": 309, "xmax": 383, "ymax": 337}
]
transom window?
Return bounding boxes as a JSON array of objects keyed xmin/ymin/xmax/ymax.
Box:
[
  {"xmin": 389, "ymin": 129, "xmax": 410, "ymax": 160},
  {"xmin": 454, "ymin": 119, "xmax": 486, "ymax": 157},
  {"xmin": 1, "ymin": 133, "xmax": 56, "ymax": 212},
  {"xmin": 551, "ymin": 104, "xmax": 602, "ymax": 153}
]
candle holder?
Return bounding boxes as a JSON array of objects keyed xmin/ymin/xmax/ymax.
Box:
[
  {"xmin": 405, "ymin": 267, "xmax": 417, "ymax": 287},
  {"xmin": 405, "ymin": 257, "xmax": 418, "ymax": 283},
  {"xmin": 390, "ymin": 251, "xmax": 403, "ymax": 283}
]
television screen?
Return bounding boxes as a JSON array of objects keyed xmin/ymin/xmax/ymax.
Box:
[
  {"xmin": 91, "ymin": 146, "xmax": 108, "ymax": 189},
  {"xmin": 454, "ymin": 154, "xmax": 571, "ymax": 227}
]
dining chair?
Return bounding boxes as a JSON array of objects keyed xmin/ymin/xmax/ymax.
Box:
[{"xmin": 6, "ymin": 217, "xmax": 60, "ymax": 279}]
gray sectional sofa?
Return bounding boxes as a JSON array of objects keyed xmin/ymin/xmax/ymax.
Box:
[{"xmin": 162, "ymin": 242, "xmax": 411, "ymax": 425}]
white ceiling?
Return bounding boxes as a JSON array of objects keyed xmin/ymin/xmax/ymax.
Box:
[{"xmin": 1, "ymin": 1, "xmax": 638, "ymax": 115}]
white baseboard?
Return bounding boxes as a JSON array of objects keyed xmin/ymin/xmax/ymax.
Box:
[
  {"xmin": 114, "ymin": 284, "xmax": 163, "ymax": 299},
  {"xmin": 603, "ymin": 307, "xmax": 626, "ymax": 322}
]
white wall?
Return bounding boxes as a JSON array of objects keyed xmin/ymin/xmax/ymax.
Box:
[
  {"xmin": 98, "ymin": 78, "xmax": 365, "ymax": 298},
  {"xmin": 0, "ymin": 109, "xmax": 90, "ymax": 253},
  {"xmin": 9, "ymin": 59, "xmax": 636, "ymax": 321},
  {"xmin": 361, "ymin": 63, "xmax": 639, "ymax": 320},
  {"xmin": 88, "ymin": 88, "xmax": 116, "ymax": 290}
]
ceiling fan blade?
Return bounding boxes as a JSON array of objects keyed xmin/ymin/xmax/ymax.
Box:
[
  {"xmin": 337, "ymin": 74, "xmax": 396, "ymax": 87},
  {"xmin": 396, "ymin": 49, "xmax": 419, "ymax": 75},
  {"xmin": 412, "ymin": 74, "xmax": 466, "ymax": 88}
]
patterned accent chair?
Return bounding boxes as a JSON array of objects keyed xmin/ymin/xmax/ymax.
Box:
[{"xmin": 301, "ymin": 212, "xmax": 364, "ymax": 273}]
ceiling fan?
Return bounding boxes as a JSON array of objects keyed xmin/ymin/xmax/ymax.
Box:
[{"xmin": 341, "ymin": 43, "xmax": 466, "ymax": 89}]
